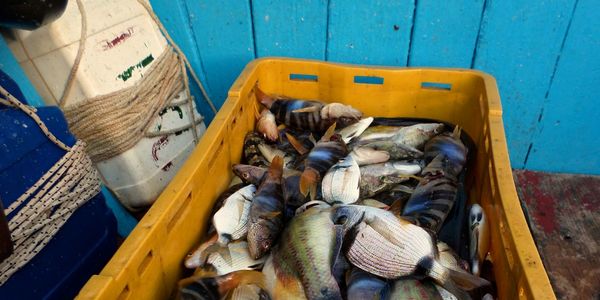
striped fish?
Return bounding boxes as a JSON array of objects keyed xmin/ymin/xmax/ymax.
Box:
[
  {"xmin": 243, "ymin": 132, "xmax": 269, "ymax": 168},
  {"xmin": 247, "ymin": 156, "xmax": 285, "ymax": 260},
  {"xmin": 299, "ymin": 133, "xmax": 348, "ymax": 198},
  {"xmin": 232, "ymin": 164, "xmax": 310, "ymax": 211},
  {"xmin": 402, "ymin": 154, "xmax": 460, "ymax": 233},
  {"xmin": 402, "ymin": 126, "xmax": 468, "ymax": 233},
  {"xmin": 270, "ymin": 99, "xmax": 331, "ymax": 133}
]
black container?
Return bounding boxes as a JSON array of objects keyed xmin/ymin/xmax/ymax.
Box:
[{"xmin": 0, "ymin": 0, "xmax": 68, "ymax": 30}]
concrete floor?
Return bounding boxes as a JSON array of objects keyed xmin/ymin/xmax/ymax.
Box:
[{"xmin": 513, "ymin": 170, "xmax": 600, "ymax": 300}]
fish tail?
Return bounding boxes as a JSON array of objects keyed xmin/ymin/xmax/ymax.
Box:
[
  {"xmin": 285, "ymin": 132, "xmax": 309, "ymax": 155},
  {"xmin": 452, "ymin": 125, "xmax": 462, "ymax": 139},
  {"xmin": 321, "ymin": 122, "xmax": 337, "ymax": 141},
  {"xmin": 254, "ymin": 85, "xmax": 274, "ymax": 108},
  {"xmin": 221, "ymin": 270, "xmax": 266, "ymax": 292},
  {"xmin": 269, "ymin": 155, "xmax": 284, "ymax": 179},
  {"xmin": 299, "ymin": 167, "xmax": 319, "ymax": 199},
  {"xmin": 178, "ymin": 270, "xmax": 265, "ymax": 300},
  {"xmin": 427, "ymin": 259, "xmax": 491, "ymax": 300}
]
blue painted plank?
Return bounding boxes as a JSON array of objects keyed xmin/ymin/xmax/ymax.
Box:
[
  {"xmin": 327, "ymin": 0, "xmax": 415, "ymax": 66},
  {"xmin": 252, "ymin": 0, "xmax": 328, "ymax": 59},
  {"xmin": 0, "ymin": 38, "xmax": 45, "ymax": 106},
  {"xmin": 408, "ymin": 0, "xmax": 484, "ymax": 68},
  {"xmin": 183, "ymin": 0, "xmax": 255, "ymax": 107},
  {"xmin": 150, "ymin": 0, "xmax": 216, "ymax": 122},
  {"xmin": 472, "ymin": 0, "xmax": 576, "ymax": 168},
  {"xmin": 526, "ymin": 1, "xmax": 600, "ymax": 175}
]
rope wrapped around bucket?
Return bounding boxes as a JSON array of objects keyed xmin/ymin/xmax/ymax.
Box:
[
  {"xmin": 60, "ymin": 0, "xmax": 217, "ymax": 163},
  {"xmin": 0, "ymin": 86, "xmax": 100, "ymax": 285},
  {"xmin": 63, "ymin": 48, "xmax": 187, "ymax": 162}
]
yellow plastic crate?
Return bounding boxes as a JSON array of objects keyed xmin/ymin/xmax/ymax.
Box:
[{"xmin": 78, "ymin": 58, "xmax": 555, "ymax": 300}]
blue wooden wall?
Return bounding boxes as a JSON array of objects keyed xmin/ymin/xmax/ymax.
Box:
[{"xmin": 1, "ymin": 0, "xmax": 598, "ymax": 175}]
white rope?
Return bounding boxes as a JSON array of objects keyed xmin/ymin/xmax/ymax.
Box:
[{"xmin": 0, "ymin": 88, "xmax": 101, "ymax": 285}]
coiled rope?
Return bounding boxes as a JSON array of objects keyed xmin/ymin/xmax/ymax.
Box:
[
  {"xmin": 60, "ymin": 0, "xmax": 218, "ymax": 162},
  {"xmin": 0, "ymin": 85, "xmax": 101, "ymax": 285}
]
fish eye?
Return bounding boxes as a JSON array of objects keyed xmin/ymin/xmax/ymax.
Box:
[
  {"xmin": 243, "ymin": 173, "xmax": 250, "ymax": 178},
  {"xmin": 335, "ymin": 215, "xmax": 348, "ymax": 225}
]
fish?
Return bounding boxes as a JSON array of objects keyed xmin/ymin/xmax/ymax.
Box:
[
  {"xmin": 391, "ymin": 123, "xmax": 445, "ymax": 149},
  {"xmin": 388, "ymin": 279, "xmax": 443, "ymax": 300},
  {"xmin": 350, "ymin": 146, "xmax": 390, "ymax": 166},
  {"xmin": 359, "ymin": 160, "xmax": 424, "ymax": 198},
  {"xmin": 277, "ymin": 128, "xmax": 314, "ymax": 155},
  {"xmin": 185, "ymin": 233, "xmax": 220, "ymax": 269},
  {"xmin": 257, "ymin": 108, "xmax": 279, "ymax": 142},
  {"xmin": 213, "ymin": 184, "xmax": 256, "ymax": 245},
  {"xmin": 247, "ymin": 156, "xmax": 285, "ymax": 259},
  {"xmin": 337, "ymin": 117, "xmax": 373, "ymax": 144},
  {"xmin": 331, "ymin": 205, "xmax": 491, "ymax": 300},
  {"xmin": 424, "ymin": 126, "xmax": 468, "ymax": 178},
  {"xmin": 243, "ymin": 132, "xmax": 270, "ymax": 168},
  {"xmin": 353, "ymin": 125, "xmax": 404, "ymax": 144},
  {"xmin": 346, "ymin": 267, "xmax": 390, "ymax": 300},
  {"xmin": 256, "ymin": 86, "xmax": 362, "ymax": 134},
  {"xmin": 438, "ymin": 242, "xmax": 470, "ymax": 273},
  {"xmin": 264, "ymin": 205, "xmax": 346, "ymax": 300},
  {"xmin": 402, "ymin": 155, "xmax": 459, "ymax": 233},
  {"xmin": 232, "ymin": 164, "xmax": 310, "ymax": 210},
  {"xmin": 257, "ymin": 143, "xmax": 294, "ymax": 167},
  {"xmin": 206, "ymin": 183, "xmax": 247, "ymax": 236},
  {"xmin": 354, "ymin": 123, "xmax": 445, "ymax": 150},
  {"xmin": 355, "ymin": 139, "xmax": 424, "ymax": 160},
  {"xmin": 295, "ymin": 200, "xmax": 331, "ymax": 215},
  {"xmin": 268, "ymin": 98, "xmax": 329, "ymax": 133},
  {"xmin": 299, "ymin": 126, "xmax": 349, "ymax": 199},
  {"xmin": 320, "ymin": 102, "xmax": 363, "ymax": 121},
  {"xmin": 469, "ymin": 204, "xmax": 489, "ymax": 276},
  {"xmin": 356, "ymin": 199, "xmax": 390, "ymax": 210},
  {"xmin": 233, "ymin": 164, "xmax": 269, "ymax": 185},
  {"xmin": 321, "ymin": 155, "xmax": 361, "ymax": 204},
  {"xmin": 374, "ymin": 182, "xmax": 416, "ymax": 208},
  {"xmin": 177, "ymin": 270, "xmax": 266, "ymax": 300},
  {"xmin": 229, "ymin": 284, "xmax": 271, "ymax": 300},
  {"xmin": 205, "ymin": 241, "xmax": 266, "ymax": 275}
]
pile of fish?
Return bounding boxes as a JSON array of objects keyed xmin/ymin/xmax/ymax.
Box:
[{"xmin": 179, "ymin": 87, "xmax": 493, "ymax": 300}]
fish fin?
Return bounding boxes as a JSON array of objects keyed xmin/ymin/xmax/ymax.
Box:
[
  {"xmin": 331, "ymin": 225, "xmax": 346, "ymax": 275},
  {"xmin": 222, "ymin": 270, "xmax": 267, "ymax": 292},
  {"xmin": 429, "ymin": 259, "xmax": 491, "ymax": 300},
  {"xmin": 389, "ymin": 198, "xmax": 406, "ymax": 216},
  {"xmin": 452, "ymin": 125, "xmax": 462, "ymax": 139},
  {"xmin": 254, "ymin": 85, "xmax": 274, "ymax": 108},
  {"xmin": 285, "ymin": 132, "xmax": 309, "ymax": 155},
  {"xmin": 321, "ymin": 122, "xmax": 337, "ymax": 141},
  {"xmin": 299, "ymin": 168, "xmax": 319, "ymax": 198},
  {"xmin": 277, "ymin": 124, "xmax": 286, "ymax": 130},
  {"xmin": 208, "ymin": 242, "xmax": 233, "ymax": 265},
  {"xmin": 263, "ymin": 211, "xmax": 282, "ymax": 219},
  {"xmin": 185, "ymin": 233, "xmax": 219, "ymax": 268},
  {"xmin": 291, "ymin": 106, "xmax": 320, "ymax": 113},
  {"xmin": 268, "ymin": 156, "xmax": 284, "ymax": 180}
]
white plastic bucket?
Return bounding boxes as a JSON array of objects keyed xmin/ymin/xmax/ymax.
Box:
[{"xmin": 4, "ymin": 0, "xmax": 206, "ymax": 210}]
